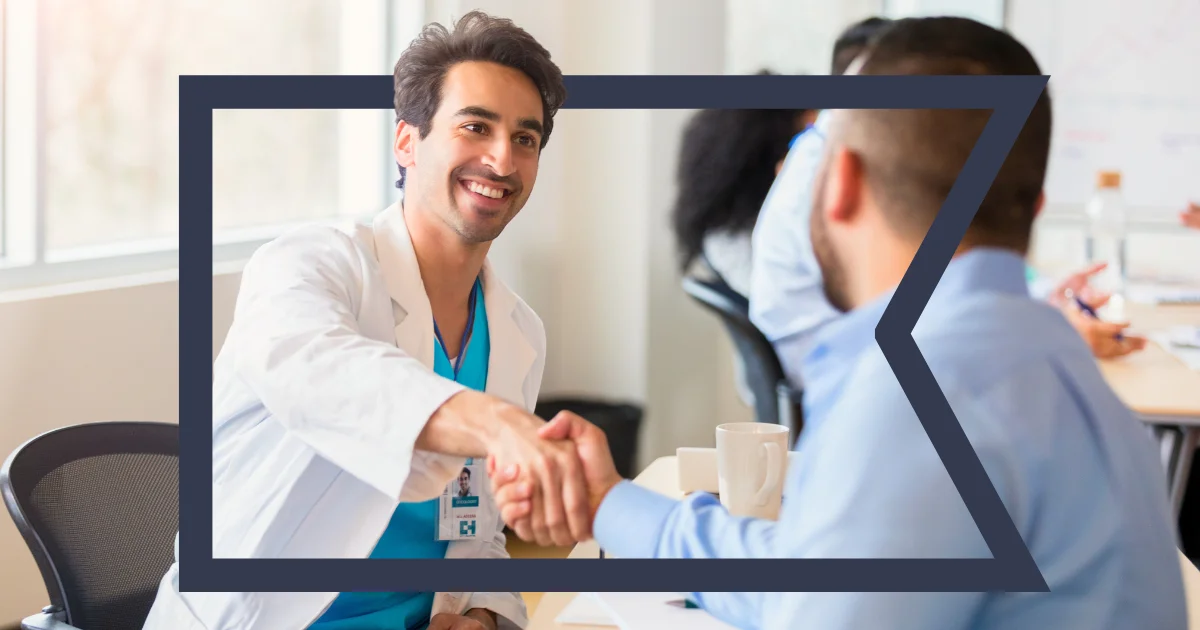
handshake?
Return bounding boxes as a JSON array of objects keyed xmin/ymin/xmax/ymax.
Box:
[{"xmin": 484, "ymin": 409, "xmax": 625, "ymax": 547}]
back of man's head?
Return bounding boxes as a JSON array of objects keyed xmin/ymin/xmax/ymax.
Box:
[
  {"xmin": 838, "ymin": 16, "xmax": 1051, "ymax": 253},
  {"xmin": 831, "ymin": 16, "xmax": 893, "ymax": 75}
]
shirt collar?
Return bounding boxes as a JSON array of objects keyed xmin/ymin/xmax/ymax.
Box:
[
  {"xmin": 926, "ymin": 246, "xmax": 1030, "ymax": 304},
  {"xmin": 800, "ymin": 247, "xmax": 1029, "ymax": 391}
]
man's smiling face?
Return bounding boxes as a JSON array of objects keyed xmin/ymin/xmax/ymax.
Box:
[{"xmin": 402, "ymin": 60, "xmax": 545, "ymax": 243}]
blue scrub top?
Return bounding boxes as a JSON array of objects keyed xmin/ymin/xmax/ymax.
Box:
[{"xmin": 310, "ymin": 277, "xmax": 490, "ymax": 630}]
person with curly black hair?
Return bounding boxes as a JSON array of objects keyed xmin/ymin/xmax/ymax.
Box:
[{"xmin": 671, "ymin": 82, "xmax": 814, "ymax": 297}]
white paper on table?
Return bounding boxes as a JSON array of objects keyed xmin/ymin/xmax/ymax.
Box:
[
  {"xmin": 554, "ymin": 592, "xmax": 618, "ymax": 627},
  {"xmin": 1152, "ymin": 330, "xmax": 1200, "ymax": 371},
  {"xmin": 1126, "ymin": 284, "xmax": 1200, "ymax": 305},
  {"xmin": 592, "ymin": 592, "xmax": 737, "ymax": 630}
]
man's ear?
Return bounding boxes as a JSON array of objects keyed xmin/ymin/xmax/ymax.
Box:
[
  {"xmin": 1034, "ymin": 191, "xmax": 1046, "ymax": 219},
  {"xmin": 394, "ymin": 120, "xmax": 417, "ymax": 169},
  {"xmin": 822, "ymin": 146, "xmax": 865, "ymax": 226}
]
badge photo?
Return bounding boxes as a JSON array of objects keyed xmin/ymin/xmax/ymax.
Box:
[{"xmin": 438, "ymin": 458, "xmax": 483, "ymax": 541}]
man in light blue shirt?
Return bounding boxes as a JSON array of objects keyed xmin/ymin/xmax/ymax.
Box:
[{"xmin": 494, "ymin": 16, "xmax": 1186, "ymax": 630}]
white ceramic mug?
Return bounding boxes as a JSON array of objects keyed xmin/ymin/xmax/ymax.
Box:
[{"xmin": 716, "ymin": 423, "xmax": 790, "ymax": 520}]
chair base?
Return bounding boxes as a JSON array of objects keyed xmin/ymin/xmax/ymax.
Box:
[{"xmin": 21, "ymin": 608, "xmax": 81, "ymax": 630}]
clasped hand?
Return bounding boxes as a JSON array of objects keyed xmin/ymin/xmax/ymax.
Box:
[{"xmin": 485, "ymin": 410, "xmax": 622, "ymax": 547}]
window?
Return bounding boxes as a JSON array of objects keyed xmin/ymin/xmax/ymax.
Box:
[{"xmin": 0, "ymin": 0, "xmax": 420, "ymax": 291}]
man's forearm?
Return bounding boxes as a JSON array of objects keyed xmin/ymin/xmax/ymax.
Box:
[
  {"xmin": 464, "ymin": 608, "xmax": 498, "ymax": 630},
  {"xmin": 415, "ymin": 390, "xmax": 521, "ymax": 457},
  {"xmin": 592, "ymin": 484, "xmax": 769, "ymax": 628}
]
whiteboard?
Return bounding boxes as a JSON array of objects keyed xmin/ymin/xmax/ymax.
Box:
[{"xmin": 1008, "ymin": 0, "xmax": 1200, "ymax": 213}]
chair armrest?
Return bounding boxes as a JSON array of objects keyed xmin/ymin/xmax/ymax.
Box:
[{"xmin": 22, "ymin": 607, "xmax": 82, "ymax": 630}]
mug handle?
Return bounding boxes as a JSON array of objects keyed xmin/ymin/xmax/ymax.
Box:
[{"xmin": 754, "ymin": 442, "xmax": 782, "ymax": 506}]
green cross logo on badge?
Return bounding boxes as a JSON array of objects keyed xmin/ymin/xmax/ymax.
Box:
[{"xmin": 460, "ymin": 520, "xmax": 476, "ymax": 536}]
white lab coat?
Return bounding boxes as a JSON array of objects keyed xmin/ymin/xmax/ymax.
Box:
[{"xmin": 143, "ymin": 202, "xmax": 544, "ymax": 630}]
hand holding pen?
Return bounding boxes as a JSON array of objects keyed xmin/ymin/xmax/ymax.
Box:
[
  {"xmin": 1063, "ymin": 289, "xmax": 1146, "ymax": 359},
  {"xmin": 1071, "ymin": 294, "xmax": 1124, "ymax": 342}
]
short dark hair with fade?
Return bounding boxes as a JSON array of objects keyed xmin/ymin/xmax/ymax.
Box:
[
  {"xmin": 392, "ymin": 10, "xmax": 568, "ymax": 188},
  {"xmin": 831, "ymin": 16, "xmax": 893, "ymax": 75},
  {"xmin": 843, "ymin": 16, "xmax": 1052, "ymax": 253}
]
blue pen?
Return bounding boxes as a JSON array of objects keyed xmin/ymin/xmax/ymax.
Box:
[{"xmin": 1073, "ymin": 296, "xmax": 1124, "ymax": 342}]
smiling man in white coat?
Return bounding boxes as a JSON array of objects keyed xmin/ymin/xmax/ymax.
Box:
[{"xmin": 144, "ymin": 11, "xmax": 587, "ymax": 630}]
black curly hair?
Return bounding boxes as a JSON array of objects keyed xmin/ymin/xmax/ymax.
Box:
[{"xmin": 671, "ymin": 85, "xmax": 807, "ymax": 271}]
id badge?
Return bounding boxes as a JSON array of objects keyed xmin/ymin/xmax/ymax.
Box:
[{"xmin": 438, "ymin": 458, "xmax": 482, "ymax": 541}]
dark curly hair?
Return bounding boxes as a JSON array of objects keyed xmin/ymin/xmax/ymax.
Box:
[
  {"xmin": 392, "ymin": 11, "xmax": 567, "ymax": 188},
  {"xmin": 671, "ymin": 89, "xmax": 807, "ymax": 271}
]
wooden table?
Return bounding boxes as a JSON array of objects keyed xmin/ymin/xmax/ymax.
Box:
[
  {"xmin": 527, "ymin": 457, "xmax": 680, "ymax": 630},
  {"xmin": 1099, "ymin": 302, "xmax": 1200, "ymax": 514}
]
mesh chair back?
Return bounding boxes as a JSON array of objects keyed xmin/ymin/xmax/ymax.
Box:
[
  {"xmin": 681, "ymin": 275, "xmax": 802, "ymax": 434},
  {"xmin": 1, "ymin": 422, "xmax": 178, "ymax": 630}
]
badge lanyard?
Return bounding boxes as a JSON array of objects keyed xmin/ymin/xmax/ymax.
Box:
[
  {"xmin": 433, "ymin": 281, "xmax": 478, "ymax": 380},
  {"xmin": 434, "ymin": 280, "xmax": 484, "ymax": 543}
]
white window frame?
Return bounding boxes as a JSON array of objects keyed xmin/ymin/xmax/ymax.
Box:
[{"xmin": 0, "ymin": 0, "xmax": 424, "ymax": 293}]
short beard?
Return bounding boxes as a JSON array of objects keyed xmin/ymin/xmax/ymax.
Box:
[
  {"xmin": 443, "ymin": 165, "xmax": 521, "ymax": 243},
  {"xmin": 810, "ymin": 172, "xmax": 853, "ymax": 313}
]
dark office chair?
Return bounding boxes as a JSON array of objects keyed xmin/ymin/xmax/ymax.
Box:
[
  {"xmin": 1, "ymin": 422, "xmax": 179, "ymax": 630},
  {"xmin": 681, "ymin": 274, "xmax": 803, "ymax": 437}
]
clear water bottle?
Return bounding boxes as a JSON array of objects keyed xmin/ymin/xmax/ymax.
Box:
[{"xmin": 1084, "ymin": 170, "xmax": 1128, "ymax": 301}]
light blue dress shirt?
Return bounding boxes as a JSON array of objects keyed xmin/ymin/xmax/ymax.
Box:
[
  {"xmin": 595, "ymin": 249, "xmax": 1186, "ymax": 630},
  {"xmin": 748, "ymin": 111, "xmax": 840, "ymax": 392},
  {"xmin": 311, "ymin": 278, "xmax": 489, "ymax": 630}
]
